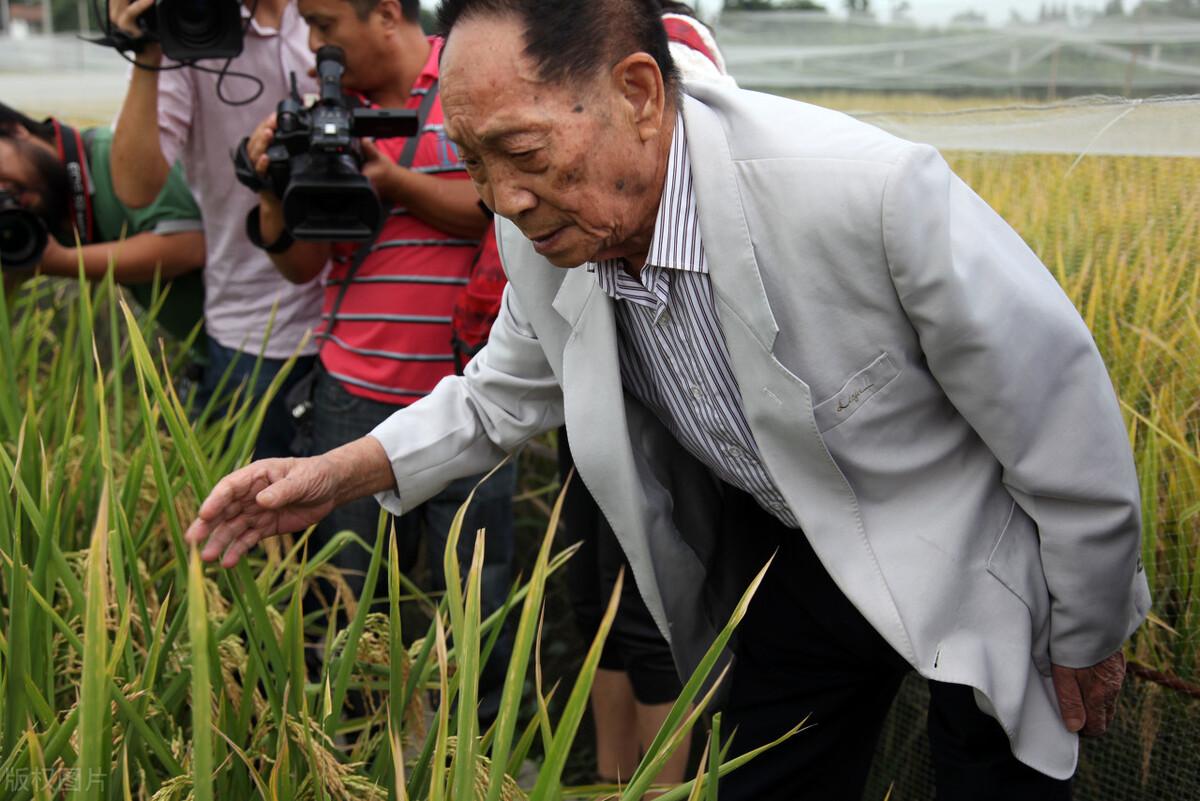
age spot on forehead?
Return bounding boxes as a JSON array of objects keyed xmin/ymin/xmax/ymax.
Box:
[
  {"xmin": 615, "ymin": 179, "xmax": 625, "ymax": 191},
  {"xmin": 573, "ymin": 104, "xmax": 584, "ymax": 113}
]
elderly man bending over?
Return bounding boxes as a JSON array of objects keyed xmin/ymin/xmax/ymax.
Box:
[{"xmin": 186, "ymin": 1, "xmax": 1149, "ymax": 799}]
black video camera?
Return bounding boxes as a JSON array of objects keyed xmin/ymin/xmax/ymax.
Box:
[
  {"xmin": 233, "ymin": 46, "xmax": 418, "ymax": 242},
  {"xmin": 135, "ymin": 0, "xmax": 244, "ymax": 61},
  {"xmin": 93, "ymin": 0, "xmax": 244, "ymax": 61},
  {"xmin": 0, "ymin": 189, "xmax": 48, "ymax": 273}
]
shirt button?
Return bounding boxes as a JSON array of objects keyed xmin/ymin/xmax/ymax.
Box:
[
  {"xmin": 689, "ymin": 386, "xmax": 704, "ymax": 400},
  {"xmin": 657, "ymin": 309, "xmax": 671, "ymax": 325},
  {"xmin": 725, "ymin": 444, "xmax": 745, "ymax": 459}
]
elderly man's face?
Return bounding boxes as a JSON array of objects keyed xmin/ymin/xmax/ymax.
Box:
[{"xmin": 441, "ymin": 14, "xmax": 668, "ymax": 268}]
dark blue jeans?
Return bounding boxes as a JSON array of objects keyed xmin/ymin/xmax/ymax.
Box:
[
  {"xmin": 194, "ymin": 338, "xmax": 317, "ymax": 460},
  {"xmin": 308, "ymin": 366, "xmax": 516, "ymax": 720}
]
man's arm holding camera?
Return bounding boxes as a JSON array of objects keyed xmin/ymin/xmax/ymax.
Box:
[
  {"xmin": 245, "ymin": 115, "xmax": 331, "ymax": 284},
  {"xmin": 108, "ymin": 0, "xmax": 179, "ymax": 209},
  {"xmin": 361, "ymin": 140, "xmax": 489, "ymax": 240}
]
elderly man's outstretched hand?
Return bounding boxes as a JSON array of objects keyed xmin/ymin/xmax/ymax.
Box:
[
  {"xmin": 184, "ymin": 457, "xmax": 338, "ymax": 567},
  {"xmin": 184, "ymin": 436, "xmax": 398, "ymax": 568},
  {"xmin": 1052, "ymin": 651, "xmax": 1126, "ymax": 737}
]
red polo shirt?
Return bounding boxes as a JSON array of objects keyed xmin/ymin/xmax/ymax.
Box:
[{"xmin": 319, "ymin": 37, "xmax": 477, "ymax": 405}]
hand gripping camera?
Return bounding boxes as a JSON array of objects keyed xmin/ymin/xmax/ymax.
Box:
[
  {"xmin": 0, "ymin": 189, "xmax": 48, "ymax": 273},
  {"xmin": 90, "ymin": 0, "xmax": 244, "ymax": 61},
  {"xmin": 233, "ymin": 46, "xmax": 418, "ymax": 242}
]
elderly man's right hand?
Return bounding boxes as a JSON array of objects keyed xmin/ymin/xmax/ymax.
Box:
[
  {"xmin": 185, "ymin": 436, "xmax": 397, "ymax": 568},
  {"xmin": 184, "ymin": 457, "xmax": 339, "ymax": 567}
]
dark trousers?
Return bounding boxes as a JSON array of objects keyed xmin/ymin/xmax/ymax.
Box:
[
  {"xmin": 194, "ymin": 338, "xmax": 316, "ymax": 460},
  {"xmin": 557, "ymin": 431, "xmax": 681, "ymax": 705},
  {"xmin": 308, "ymin": 366, "xmax": 516, "ymax": 720},
  {"xmin": 717, "ymin": 486, "xmax": 1071, "ymax": 801}
]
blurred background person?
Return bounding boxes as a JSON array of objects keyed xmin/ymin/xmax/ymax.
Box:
[
  {"xmin": 0, "ymin": 100, "xmax": 205, "ymax": 354},
  {"xmin": 107, "ymin": 0, "xmax": 323, "ymax": 456},
  {"xmin": 241, "ymin": 0, "xmax": 514, "ymax": 723}
]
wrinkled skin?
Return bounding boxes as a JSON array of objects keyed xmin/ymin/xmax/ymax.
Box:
[{"xmin": 439, "ymin": 13, "xmax": 673, "ymax": 272}]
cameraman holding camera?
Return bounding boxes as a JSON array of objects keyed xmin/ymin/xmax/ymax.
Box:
[
  {"xmin": 0, "ymin": 102, "xmax": 205, "ymax": 350},
  {"xmin": 242, "ymin": 0, "xmax": 515, "ymax": 720},
  {"xmin": 107, "ymin": 0, "xmax": 324, "ymax": 458}
]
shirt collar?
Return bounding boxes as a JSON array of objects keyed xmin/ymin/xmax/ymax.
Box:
[
  {"xmin": 243, "ymin": 2, "xmax": 297, "ymax": 38},
  {"xmin": 416, "ymin": 36, "xmax": 443, "ymax": 88},
  {"xmin": 644, "ymin": 111, "xmax": 707, "ymax": 275}
]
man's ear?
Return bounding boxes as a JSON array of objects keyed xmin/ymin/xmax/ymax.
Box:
[
  {"xmin": 375, "ymin": 0, "xmax": 404, "ymax": 31},
  {"xmin": 612, "ymin": 53, "xmax": 667, "ymax": 143}
]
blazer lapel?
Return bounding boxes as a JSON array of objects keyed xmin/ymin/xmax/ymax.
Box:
[
  {"xmin": 682, "ymin": 93, "xmax": 916, "ymax": 663},
  {"xmin": 550, "ymin": 262, "xmax": 596, "ymax": 329},
  {"xmin": 553, "ymin": 267, "xmax": 676, "ymax": 646}
]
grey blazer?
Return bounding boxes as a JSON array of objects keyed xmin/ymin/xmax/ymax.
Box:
[{"xmin": 371, "ymin": 82, "xmax": 1151, "ymax": 779}]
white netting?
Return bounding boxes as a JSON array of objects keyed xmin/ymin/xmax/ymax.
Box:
[
  {"xmin": 711, "ymin": 11, "xmax": 1200, "ymax": 158},
  {"xmin": 845, "ymin": 94, "xmax": 1200, "ymax": 157},
  {"xmin": 715, "ymin": 11, "xmax": 1200, "ymax": 93}
]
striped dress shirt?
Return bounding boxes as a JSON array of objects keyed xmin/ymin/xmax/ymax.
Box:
[{"xmin": 591, "ymin": 115, "xmax": 800, "ymax": 528}]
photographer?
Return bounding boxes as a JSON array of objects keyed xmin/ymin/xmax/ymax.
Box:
[
  {"xmin": 243, "ymin": 0, "xmax": 514, "ymax": 720},
  {"xmin": 0, "ymin": 102, "xmax": 205, "ymax": 349},
  {"xmin": 107, "ymin": 0, "xmax": 323, "ymax": 458}
]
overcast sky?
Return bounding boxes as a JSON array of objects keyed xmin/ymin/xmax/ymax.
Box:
[{"xmin": 691, "ymin": 1, "xmax": 1114, "ymax": 25}]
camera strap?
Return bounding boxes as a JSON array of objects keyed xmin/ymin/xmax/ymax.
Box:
[
  {"xmin": 51, "ymin": 119, "xmax": 96, "ymax": 246},
  {"xmin": 395, "ymin": 79, "xmax": 438, "ymax": 169},
  {"xmin": 320, "ymin": 80, "xmax": 441, "ymax": 348}
]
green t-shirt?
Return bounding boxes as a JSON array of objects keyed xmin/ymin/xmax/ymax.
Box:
[{"xmin": 84, "ymin": 127, "xmax": 206, "ymax": 355}]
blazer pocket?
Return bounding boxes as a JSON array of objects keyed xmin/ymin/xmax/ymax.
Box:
[
  {"xmin": 986, "ymin": 502, "xmax": 1053, "ymax": 675},
  {"xmin": 812, "ymin": 352, "xmax": 900, "ymax": 433}
]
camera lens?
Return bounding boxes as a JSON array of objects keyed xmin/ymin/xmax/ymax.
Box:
[
  {"xmin": 0, "ymin": 208, "xmax": 48, "ymax": 272},
  {"xmin": 164, "ymin": 0, "xmax": 224, "ymax": 50},
  {"xmin": 154, "ymin": 0, "xmax": 243, "ymax": 62}
]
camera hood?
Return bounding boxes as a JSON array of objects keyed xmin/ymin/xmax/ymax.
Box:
[
  {"xmin": 0, "ymin": 193, "xmax": 49, "ymax": 272},
  {"xmin": 149, "ymin": 0, "xmax": 244, "ymax": 61},
  {"xmin": 281, "ymin": 165, "xmax": 384, "ymax": 242}
]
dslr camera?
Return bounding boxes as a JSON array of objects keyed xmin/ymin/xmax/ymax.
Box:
[
  {"xmin": 0, "ymin": 189, "xmax": 48, "ymax": 273},
  {"xmin": 234, "ymin": 46, "xmax": 418, "ymax": 241}
]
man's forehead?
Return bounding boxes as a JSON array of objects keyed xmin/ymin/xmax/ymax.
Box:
[
  {"xmin": 443, "ymin": 101, "xmax": 549, "ymax": 148},
  {"xmin": 297, "ymin": 0, "xmax": 340, "ymax": 19},
  {"xmin": 0, "ymin": 138, "xmax": 26, "ymax": 167},
  {"xmin": 441, "ymin": 12, "xmax": 547, "ymax": 94},
  {"xmin": 442, "ymin": 37, "xmax": 593, "ymax": 146},
  {"xmin": 0, "ymin": 141, "xmax": 36, "ymax": 188}
]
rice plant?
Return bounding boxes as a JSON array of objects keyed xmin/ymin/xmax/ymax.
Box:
[{"xmin": 0, "ymin": 272, "xmax": 779, "ymax": 799}]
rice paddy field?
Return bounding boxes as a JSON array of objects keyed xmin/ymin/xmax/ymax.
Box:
[
  {"xmin": 1, "ymin": 92, "xmax": 1198, "ymax": 800},
  {"xmin": 863, "ymin": 147, "xmax": 1200, "ymax": 801}
]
